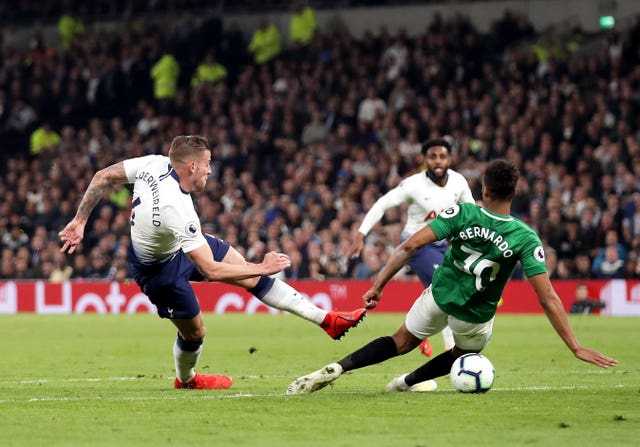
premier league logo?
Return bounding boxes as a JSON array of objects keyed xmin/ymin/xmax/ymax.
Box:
[
  {"xmin": 440, "ymin": 204, "xmax": 460, "ymax": 218},
  {"xmin": 185, "ymin": 221, "xmax": 199, "ymax": 236}
]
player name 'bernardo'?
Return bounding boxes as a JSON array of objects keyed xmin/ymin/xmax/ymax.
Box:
[{"xmin": 458, "ymin": 226, "xmax": 514, "ymax": 258}]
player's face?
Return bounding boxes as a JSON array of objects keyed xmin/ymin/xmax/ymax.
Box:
[
  {"xmin": 425, "ymin": 146, "xmax": 451, "ymax": 181},
  {"xmin": 190, "ymin": 151, "xmax": 212, "ymax": 192}
]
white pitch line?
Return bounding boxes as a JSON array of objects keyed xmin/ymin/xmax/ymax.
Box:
[
  {"xmin": 0, "ymin": 375, "xmax": 298, "ymax": 385},
  {"xmin": 2, "ymin": 377, "xmax": 146, "ymax": 384},
  {"xmin": 0, "ymin": 393, "xmax": 284, "ymax": 404},
  {"xmin": 3, "ymin": 368, "xmax": 618, "ymax": 386},
  {"xmin": 0, "ymin": 384, "xmax": 629, "ymax": 405}
]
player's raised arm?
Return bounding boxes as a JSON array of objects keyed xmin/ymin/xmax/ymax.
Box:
[
  {"xmin": 345, "ymin": 186, "xmax": 406, "ymax": 259},
  {"xmin": 528, "ymin": 273, "xmax": 618, "ymax": 368},
  {"xmin": 363, "ymin": 225, "xmax": 439, "ymax": 309},
  {"xmin": 59, "ymin": 161, "xmax": 128, "ymax": 254},
  {"xmin": 345, "ymin": 230, "xmax": 365, "ymax": 259}
]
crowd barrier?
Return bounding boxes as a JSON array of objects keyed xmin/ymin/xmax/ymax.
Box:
[{"xmin": 1, "ymin": 279, "xmax": 639, "ymax": 316}]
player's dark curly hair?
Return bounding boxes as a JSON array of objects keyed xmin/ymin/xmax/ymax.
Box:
[
  {"xmin": 483, "ymin": 159, "xmax": 519, "ymax": 200},
  {"xmin": 421, "ymin": 138, "xmax": 452, "ymax": 156}
]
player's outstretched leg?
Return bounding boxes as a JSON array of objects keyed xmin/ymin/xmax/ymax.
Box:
[
  {"xmin": 286, "ymin": 363, "xmax": 343, "ymax": 395},
  {"xmin": 320, "ymin": 308, "xmax": 367, "ymax": 340},
  {"xmin": 249, "ymin": 276, "xmax": 366, "ymax": 340}
]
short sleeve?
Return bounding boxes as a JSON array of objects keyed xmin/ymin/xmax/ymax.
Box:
[
  {"xmin": 123, "ymin": 155, "xmax": 164, "ymax": 183},
  {"xmin": 428, "ymin": 204, "xmax": 462, "ymax": 241},
  {"xmin": 519, "ymin": 234, "xmax": 548, "ymax": 278},
  {"xmin": 163, "ymin": 204, "xmax": 207, "ymax": 254}
]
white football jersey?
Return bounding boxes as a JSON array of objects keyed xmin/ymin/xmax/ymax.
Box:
[
  {"xmin": 123, "ymin": 155, "xmax": 206, "ymax": 264},
  {"xmin": 358, "ymin": 169, "xmax": 475, "ymax": 236}
]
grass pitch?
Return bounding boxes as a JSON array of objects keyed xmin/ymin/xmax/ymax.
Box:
[{"xmin": 1, "ymin": 312, "xmax": 637, "ymax": 447}]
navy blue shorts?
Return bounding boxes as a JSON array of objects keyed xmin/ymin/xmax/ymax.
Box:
[
  {"xmin": 128, "ymin": 234, "xmax": 231, "ymax": 319},
  {"xmin": 402, "ymin": 232, "xmax": 448, "ymax": 288}
]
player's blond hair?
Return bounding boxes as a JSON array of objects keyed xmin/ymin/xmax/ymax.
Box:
[{"xmin": 168, "ymin": 135, "xmax": 210, "ymax": 166}]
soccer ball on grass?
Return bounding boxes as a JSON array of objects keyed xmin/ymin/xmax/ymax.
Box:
[{"xmin": 450, "ymin": 353, "xmax": 495, "ymax": 393}]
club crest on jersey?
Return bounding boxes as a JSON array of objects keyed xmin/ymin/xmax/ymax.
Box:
[
  {"xmin": 185, "ymin": 221, "xmax": 199, "ymax": 236},
  {"xmin": 533, "ymin": 246, "xmax": 545, "ymax": 263},
  {"xmin": 440, "ymin": 204, "xmax": 460, "ymax": 218}
]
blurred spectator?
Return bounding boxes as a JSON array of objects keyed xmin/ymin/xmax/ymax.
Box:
[
  {"xmin": 7, "ymin": 99, "xmax": 37, "ymax": 136},
  {"xmin": 591, "ymin": 230, "xmax": 627, "ymax": 272},
  {"xmin": 136, "ymin": 103, "xmax": 159, "ymax": 137},
  {"xmin": 248, "ymin": 17, "xmax": 282, "ymax": 64},
  {"xmin": 289, "ymin": 0, "xmax": 317, "ymax": 48},
  {"xmin": 49, "ymin": 252, "xmax": 73, "ymax": 282},
  {"xmin": 573, "ymin": 254, "xmax": 594, "ymax": 279},
  {"xmin": 57, "ymin": 12, "xmax": 84, "ymax": 49},
  {"xmin": 358, "ymin": 85, "xmax": 386, "ymax": 123},
  {"xmin": 352, "ymin": 244, "xmax": 383, "ymax": 280},
  {"xmin": 380, "ymin": 34, "xmax": 408, "ymax": 81},
  {"xmin": 191, "ymin": 52, "xmax": 227, "ymax": 88},
  {"xmin": 150, "ymin": 52, "xmax": 180, "ymax": 111},
  {"xmin": 592, "ymin": 246, "xmax": 626, "ymax": 279},
  {"xmin": 556, "ymin": 218, "xmax": 584, "ymax": 263},
  {"xmin": 301, "ymin": 110, "xmax": 328, "ymax": 145},
  {"xmin": 569, "ymin": 283, "xmax": 606, "ymax": 314},
  {"xmin": 86, "ymin": 248, "xmax": 112, "ymax": 279},
  {"xmin": 622, "ymin": 193, "xmax": 640, "ymax": 245},
  {"xmin": 71, "ymin": 254, "xmax": 92, "ymax": 279},
  {"xmin": 2, "ymin": 225, "xmax": 29, "ymax": 250}
]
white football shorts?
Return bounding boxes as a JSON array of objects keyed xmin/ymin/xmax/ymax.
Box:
[{"xmin": 404, "ymin": 286, "xmax": 494, "ymax": 351}]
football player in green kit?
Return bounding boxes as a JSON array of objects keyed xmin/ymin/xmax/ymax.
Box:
[{"xmin": 287, "ymin": 159, "xmax": 617, "ymax": 394}]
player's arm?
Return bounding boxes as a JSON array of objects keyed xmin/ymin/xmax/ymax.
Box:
[
  {"xmin": 347, "ymin": 186, "xmax": 407, "ymax": 258},
  {"xmin": 363, "ymin": 225, "xmax": 438, "ymax": 309},
  {"xmin": 187, "ymin": 244, "xmax": 291, "ymax": 282},
  {"xmin": 528, "ymin": 273, "xmax": 618, "ymax": 368},
  {"xmin": 59, "ymin": 161, "xmax": 128, "ymax": 254}
]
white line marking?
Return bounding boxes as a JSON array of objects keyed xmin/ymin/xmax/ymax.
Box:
[
  {"xmin": 0, "ymin": 383, "xmax": 629, "ymax": 404},
  {"xmin": 0, "ymin": 375, "xmax": 297, "ymax": 385}
]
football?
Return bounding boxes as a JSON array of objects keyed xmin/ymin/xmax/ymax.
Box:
[{"xmin": 450, "ymin": 353, "xmax": 495, "ymax": 393}]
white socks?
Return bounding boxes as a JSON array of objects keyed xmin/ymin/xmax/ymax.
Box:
[
  {"xmin": 173, "ymin": 339, "xmax": 202, "ymax": 383},
  {"xmin": 259, "ymin": 278, "xmax": 327, "ymax": 324}
]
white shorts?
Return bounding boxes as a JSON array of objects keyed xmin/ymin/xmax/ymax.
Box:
[{"xmin": 405, "ymin": 286, "xmax": 494, "ymax": 351}]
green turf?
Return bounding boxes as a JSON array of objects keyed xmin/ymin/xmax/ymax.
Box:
[{"xmin": 0, "ymin": 313, "xmax": 637, "ymax": 447}]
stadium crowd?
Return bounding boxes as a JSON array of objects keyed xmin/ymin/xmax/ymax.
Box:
[
  {"xmin": 1, "ymin": 3, "xmax": 640, "ymax": 283},
  {"xmin": 0, "ymin": 0, "xmax": 466, "ymax": 24}
]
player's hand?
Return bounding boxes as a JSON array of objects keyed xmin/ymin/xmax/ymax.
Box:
[
  {"xmin": 362, "ymin": 287, "xmax": 382, "ymax": 310},
  {"xmin": 58, "ymin": 219, "xmax": 86, "ymax": 254},
  {"xmin": 261, "ymin": 251, "xmax": 292, "ymax": 275},
  {"xmin": 345, "ymin": 234, "xmax": 365, "ymax": 259},
  {"xmin": 574, "ymin": 347, "xmax": 618, "ymax": 368}
]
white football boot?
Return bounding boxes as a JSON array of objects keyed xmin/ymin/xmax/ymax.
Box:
[
  {"xmin": 286, "ymin": 363, "xmax": 343, "ymax": 395},
  {"xmin": 386, "ymin": 374, "xmax": 437, "ymax": 392}
]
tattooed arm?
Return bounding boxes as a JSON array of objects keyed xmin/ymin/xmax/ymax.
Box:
[{"xmin": 59, "ymin": 162, "xmax": 128, "ymax": 254}]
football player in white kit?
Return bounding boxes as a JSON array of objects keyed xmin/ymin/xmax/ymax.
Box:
[
  {"xmin": 346, "ymin": 138, "xmax": 475, "ymax": 357},
  {"xmin": 59, "ymin": 135, "xmax": 365, "ymax": 390}
]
